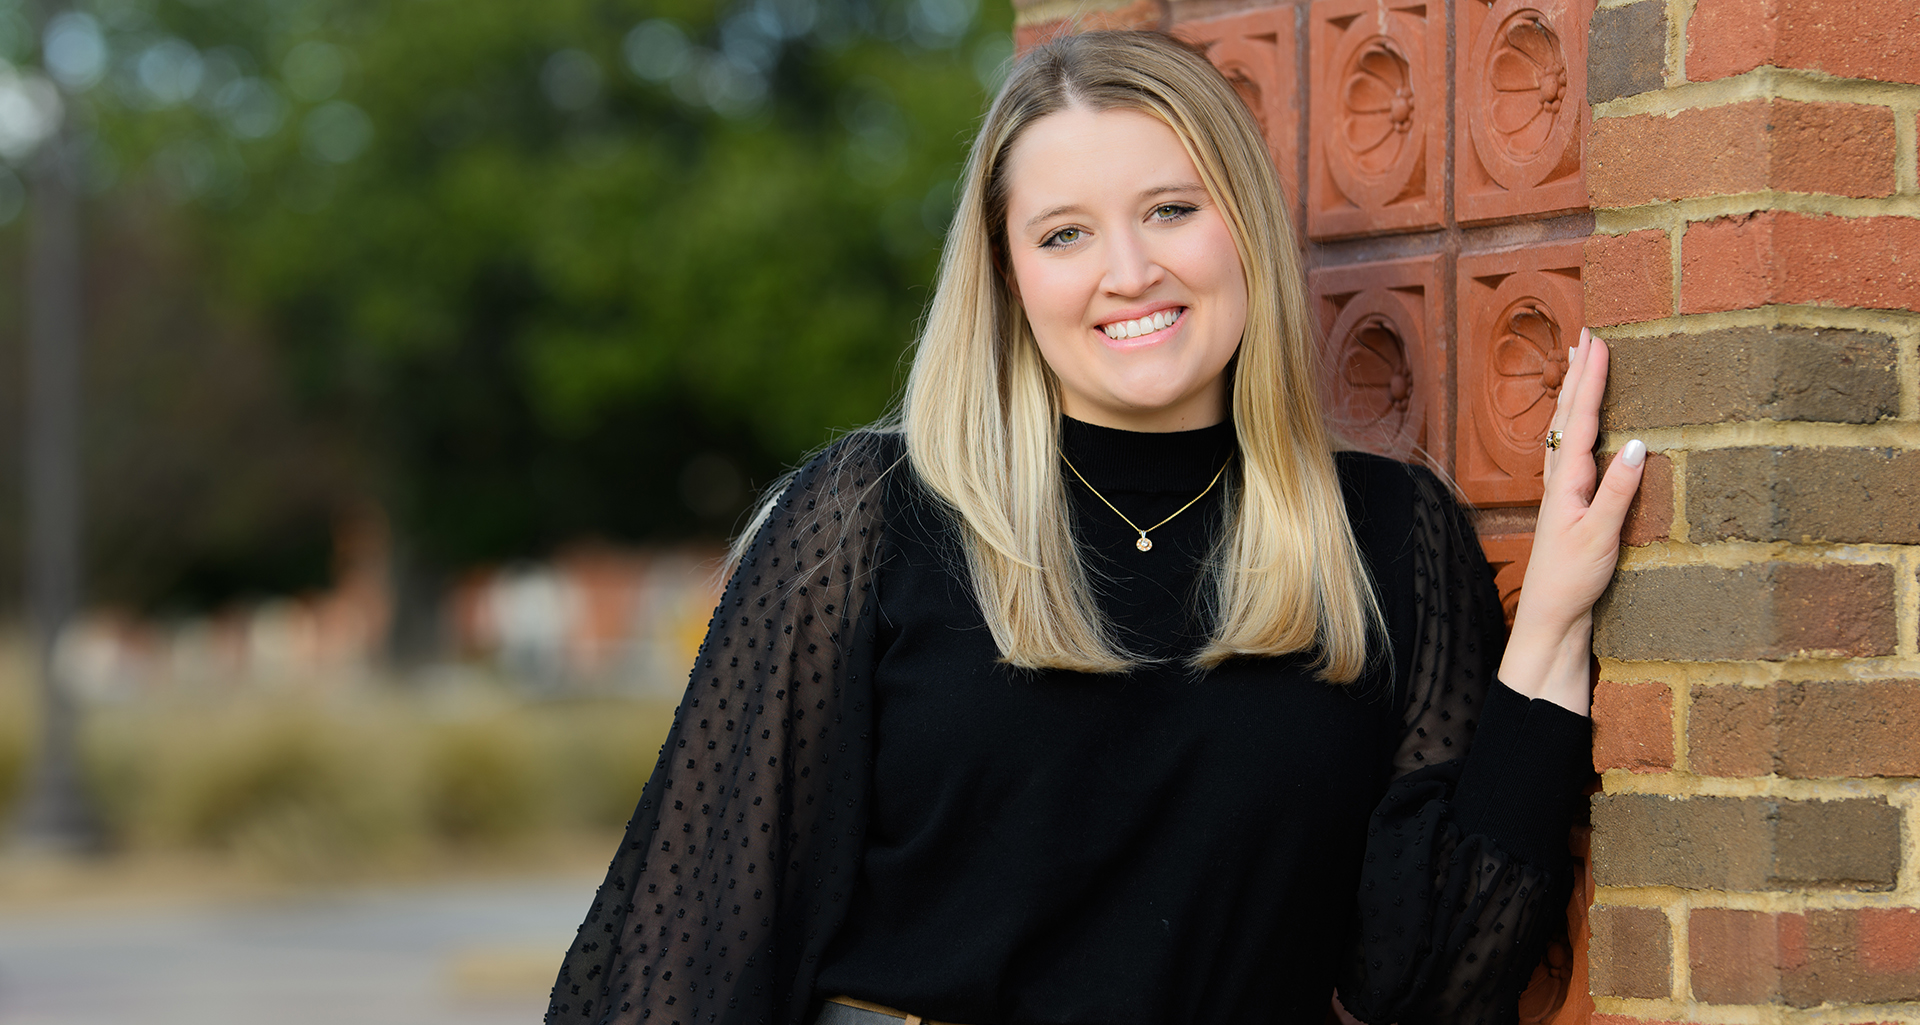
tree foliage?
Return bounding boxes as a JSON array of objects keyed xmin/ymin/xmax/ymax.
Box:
[{"xmin": 17, "ymin": 0, "xmax": 1007, "ymax": 591}]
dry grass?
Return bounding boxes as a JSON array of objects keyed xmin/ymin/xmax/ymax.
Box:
[{"xmin": 0, "ymin": 638, "xmax": 678, "ymax": 888}]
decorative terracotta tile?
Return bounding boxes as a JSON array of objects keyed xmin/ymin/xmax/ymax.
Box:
[
  {"xmin": 1306, "ymin": 0, "xmax": 1445, "ymax": 239},
  {"xmin": 1177, "ymin": 7, "xmax": 1301, "ymax": 207},
  {"xmin": 1455, "ymin": 0, "xmax": 1590, "ymax": 223},
  {"xmin": 1516, "ymin": 825, "xmax": 1596, "ymax": 1024},
  {"xmin": 1479, "ymin": 532, "xmax": 1533, "ymax": 626},
  {"xmin": 1456, "ymin": 240, "xmax": 1584, "ymax": 506},
  {"xmin": 1309, "ymin": 256, "xmax": 1446, "ymax": 467}
]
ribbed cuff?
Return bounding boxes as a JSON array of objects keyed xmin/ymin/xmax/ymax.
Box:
[{"xmin": 1449, "ymin": 679, "xmax": 1594, "ymax": 865}]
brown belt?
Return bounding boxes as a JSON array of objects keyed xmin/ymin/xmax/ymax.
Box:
[{"xmin": 825, "ymin": 995, "xmax": 972, "ymax": 1025}]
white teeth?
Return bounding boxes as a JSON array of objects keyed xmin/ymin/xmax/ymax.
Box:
[{"xmin": 1101, "ymin": 308, "xmax": 1180, "ymax": 340}]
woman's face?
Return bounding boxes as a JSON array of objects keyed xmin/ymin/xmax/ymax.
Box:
[{"xmin": 1001, "ymin": 105, "xmax": 1249, "ymax": 433}]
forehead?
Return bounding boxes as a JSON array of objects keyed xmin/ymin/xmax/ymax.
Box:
[{"xmin": 1001, "ymin": 106, "xmax": 1204, "ymax": 217}]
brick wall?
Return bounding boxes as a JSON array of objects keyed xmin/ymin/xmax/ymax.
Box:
[
  {"xmin": 1582, "ymin": 0, "xmax": 1920, "ymax": 1021},
  {"xmin": 1009, "ymin": 0, "xmax": 1920, "ymax": 1020}
]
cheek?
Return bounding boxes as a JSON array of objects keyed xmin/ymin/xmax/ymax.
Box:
[{"xmin": 1009, "ymin": 259, "xmax": 1088, "ymax": 333}]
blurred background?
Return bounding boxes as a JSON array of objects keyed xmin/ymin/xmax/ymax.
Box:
[{"xmin": 0, "ymin": 0, "xmax": 1010, "ymax": 1018}]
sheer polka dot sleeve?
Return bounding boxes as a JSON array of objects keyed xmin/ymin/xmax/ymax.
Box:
[
  {"xmin": 1339, "ymin": 467, "xmax": 1593, "ymax": 1025},
  {"xmin": 546, "ymin": 434, "xmax": 896, "ymax": 1025}
]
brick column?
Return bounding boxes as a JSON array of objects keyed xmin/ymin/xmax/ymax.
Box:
[{"xmin": 1582, "ymin": 0, "xmax": 1920, "ymax": 1021}]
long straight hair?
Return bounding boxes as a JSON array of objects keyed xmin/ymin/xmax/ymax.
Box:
[{"xmin": 896, "ymin": 30, "xmax": 1382, "ymax": 681}]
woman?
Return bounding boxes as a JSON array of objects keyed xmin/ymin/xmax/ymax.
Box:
[{"xmin": 547, "ymin": 29, "xmax": 1644, "ymax": 1025}]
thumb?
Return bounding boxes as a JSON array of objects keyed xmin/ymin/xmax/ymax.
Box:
[{"xmin": 1587, "ymin": 438, "xmax": 1648, "ymax": 531}]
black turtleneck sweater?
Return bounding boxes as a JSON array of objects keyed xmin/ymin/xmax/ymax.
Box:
[
  {"xmin": 545, "ymin": 420, "xmax": 1593, "ymax": 1025},
  {"xmin": 812, "ymin": 418, "xmax": 1591, "ymax": 1025}
]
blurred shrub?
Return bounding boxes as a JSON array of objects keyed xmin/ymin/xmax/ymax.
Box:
[
  {"xmin": 423, "ymin": 716, "xmax": 541, "ymax": 843},
  {"xmin": 0, "ymin": 642, "xmax": 29, "ymax": 814},
  {"xmin": 62, "ymin": 680, "xmax": 676, "ymax": 875}
]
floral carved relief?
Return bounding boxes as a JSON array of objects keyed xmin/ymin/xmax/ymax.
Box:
[
  {"xmin": 1478, "ymin": 532, "xmax": 1532, "ymax": 625},
  {"xmin": 1309, "ymin": 257, "xmax": 1445, "ymax": 465},
  {"xmin": 1308, "ymin": 0, "xmax": 1443, "ymax": 238},
  {"xmin": 1177, "ymin": 8, "xmax": 1301, "ymax": 210},
  {"xmin": 1456, "ymin": 241, "xmax": 1584, "ymax": 506},
  {"xmin": 1456, "ymin": 0, "xmax": 1588, "ymax": 222}
]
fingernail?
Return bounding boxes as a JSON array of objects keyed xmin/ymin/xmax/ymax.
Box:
[{"xmin": 1622, "ymin": 439, "xmax": 1647, "ymax": 467}]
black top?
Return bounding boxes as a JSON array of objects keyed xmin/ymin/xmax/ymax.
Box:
[{"xmin": 547, "ymin": 421, "xmax": 1593, "ymax": 1025}]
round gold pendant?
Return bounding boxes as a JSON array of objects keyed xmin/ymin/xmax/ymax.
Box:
[{"xmin": 1136, "ymin": 536, "xmax": 1153, "ymax": 552}]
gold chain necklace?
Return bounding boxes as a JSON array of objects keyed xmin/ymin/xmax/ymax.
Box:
[{"xmin": 1061, "ymin": 454, "xmax": 1229, "ymax": 552}]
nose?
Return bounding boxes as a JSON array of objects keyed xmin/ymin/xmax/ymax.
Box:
[{"xmin": 1100, "ymin": 225, "xmax": 1163, "ymax": 298}]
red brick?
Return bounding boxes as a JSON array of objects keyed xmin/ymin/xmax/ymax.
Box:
[
  {"xmin": 1693, "ymin": 679, "xmax": 1920, "ymax": 778},
  {"xmin": 1688, "ymin": 684, "xmax": 1776, "ymax": 776},
  {"xmin": 1691, "ymin": 907, "xmax": 1783, "ymax": 1002},
  {"xmin": 1686, "ymin": 0, "xmax": 1775, "ymax": 80},
  {"xmin": 1591, "ymin": 100, "xmax": 1896, "ymax": 205},
  {"xmin": 1688, "ymin": 0, "xmax": 1920, "ymax": 85},
  {"xmin": 1683, "ymin": 211, "xmax": 1920, "ymax": 314},
  {"xmin": 1590, "ymin": 102, "xmax": 1771, "ymax": 207},
  {"xmin": 1788, "ymin": 908, "xmax": 1920, "ymax": 1005},
  {"xmin": 1680, "ymin": 213, "xmax": 1773, "ymax": 313},
  {"xmin": 1783, "ymin": 681, "xmax": 1920, "ymax": 777},
  {"xmin": 1773, "ymin": 0, "xmax": 1920, "ymax": 85},
  {"xmin": 1598, "ymin": 448, "xmax": 1672, "ymax": 546},
  {"xmin": 1685, "ymin": 908, "xmax": 1920, "ymax": 1006},
  {"xmin": 1592, "ymin": 680, "xmax": 1673, "ymax": 772},
  {"xmin": 1772, "ymin": 100, "xmax": 1898, "ymax": 198},
  {"xmin": 1773, "ymin": 213, "xmax": 1920, "ymax": 309},
  {"xmin": 1590, "ymin": 904, "xmax": 1673, "ymax": 998},
  {"xmin": 1584, "ymin": 229, "xmax": 1670, "ymax": 325}
]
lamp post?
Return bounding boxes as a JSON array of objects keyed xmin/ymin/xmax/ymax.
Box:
[{"xmin": 13, "ymin": 1, "xmax": 97, "ymax": 853}]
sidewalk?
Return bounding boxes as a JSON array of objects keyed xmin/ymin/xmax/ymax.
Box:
[{"xmin": 0, "ymin": 873, "xmax": 597, "ymax": 1024}]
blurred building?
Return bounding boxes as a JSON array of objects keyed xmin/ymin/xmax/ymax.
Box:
[{"xmin": 52, "ymin": 512, "xmax": 724, "ymax": 700}]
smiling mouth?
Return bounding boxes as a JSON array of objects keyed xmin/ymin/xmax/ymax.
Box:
[{"xmin": 1099, "ymin": 307, "xmax": 1186, "ymax": 341}]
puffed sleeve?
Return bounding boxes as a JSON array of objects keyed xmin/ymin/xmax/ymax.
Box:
[
  {"xmin": 1337, "ymin": 465, "xmax": 1594, "ymax": 1025},
  {"xmin": 546, "ymin": 433, "xmax": 896, "ymax": 1025}
]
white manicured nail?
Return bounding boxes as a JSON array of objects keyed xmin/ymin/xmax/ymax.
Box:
[{"xmin": 1621, "ymin": 439, "xmax": 1647, "ymax": 467}]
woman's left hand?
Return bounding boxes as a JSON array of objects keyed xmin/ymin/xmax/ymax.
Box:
[{"xmin": 1497, "ymin": 326, "xmax": 1646, "ymax": 716}]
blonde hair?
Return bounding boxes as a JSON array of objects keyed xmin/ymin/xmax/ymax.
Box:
[{"xmin": 899, "ymin": 29, "xmax": 1381, "ymax": 681}]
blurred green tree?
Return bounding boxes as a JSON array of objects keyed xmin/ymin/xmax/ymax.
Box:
[{"xmin": 1, "ymin": 0, "xmax": 1008, "ymax": 610}]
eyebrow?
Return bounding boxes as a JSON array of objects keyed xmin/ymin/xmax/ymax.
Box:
[{"xmin": 1021, "ymin": 181, "xmax": 1209, "ymax": 232}]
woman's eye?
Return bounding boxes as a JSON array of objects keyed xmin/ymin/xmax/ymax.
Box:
[
  {"xmin": 1152, "ymin": 203, "xmax": 1197, "ymax": 221},
  {"xmin": 1041, "ymin": 226, "xmax": 1083, "ymax": 248}
]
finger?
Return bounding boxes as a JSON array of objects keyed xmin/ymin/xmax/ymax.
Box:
[
  {"xmin": 1551, "ymin": 327, "xmax": 1590, "ymax": 432},
  {"xmin": 1558, "ymin": 335, "xmax": 1610, "ymax": 458},
  {"xmin": 1544, "ymin": 329, "xmax": 1591, "ymax": 476},
  {"xmin": 1544, "ymin": 329, "xmax": 1595, "ymax": 478},
  {"xmin": 1586, "ymin": 437, "xmax": 1648, "ymax": 529},
  {"xmin": 1554, "ymin": 327, "xmax": 1590, "ymax": 428}
]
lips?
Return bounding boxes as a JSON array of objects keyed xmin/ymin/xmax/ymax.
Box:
[{"xmin": 1098, "ymin": 306, "xmax": 1187, "ymax": 341}]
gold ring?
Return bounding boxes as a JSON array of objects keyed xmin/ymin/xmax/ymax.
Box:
[{"xmin": 1546, "ymin": 429, "xmax": 1564, "ymax": 451}]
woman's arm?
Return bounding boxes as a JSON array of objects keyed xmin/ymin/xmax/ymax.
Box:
[
  {"xmin": 545, "ymin": 435, "xmax": 894, "ymax": 1025},
  {"xmin": 1498, "ymin": 327, "xmax": 1646, "ymax": 716},
  {"xmin": 1336, "ymin": 462, "xmax": 1591, "ymax": 1025}
]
